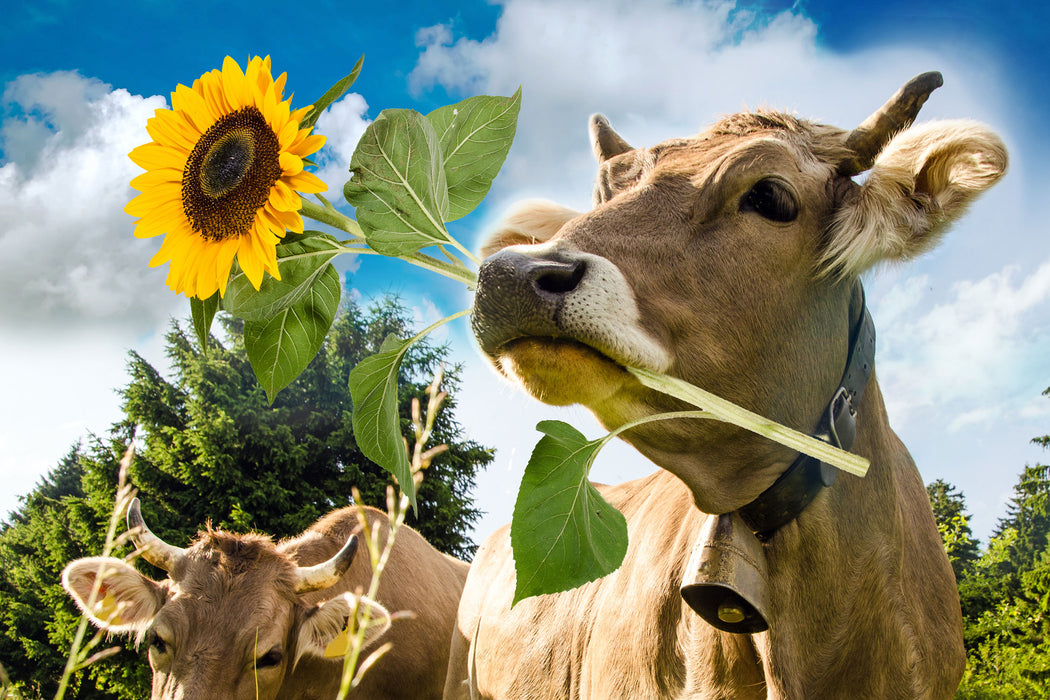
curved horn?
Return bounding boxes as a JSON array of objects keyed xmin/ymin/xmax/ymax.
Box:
[
  {"xmin": 126, "ymin": 498, "xmax": 187, "ymax": 573},
  {"xmin": 589, "ymin": 114, "xmax": 633, "ymax": 163},
  {"xmin": 294, "ymin": 533, "xmax": 358, "ymax": 594},
  {"xmin": 838, "ymin": 71, "xmax": 944, "ymax": 176}
]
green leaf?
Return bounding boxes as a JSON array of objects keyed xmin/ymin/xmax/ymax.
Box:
[
  {"xmin": 299, "ymin": 56, "xmax": 365, "ymax": 132},
  {"xmin": 223, "ymin": 232, "xmax": 342, "ymax": 321},
  {"xmin": 511, "ymin": 420, "xmax": 628, "ymax": 605},
  {"xmin": 347, "ymin": 334, "xmax": 417, "ymax": 509},
  {"xmin": 427, "ymin": 89, "xmax": 522, "ymax": 221},
  {"xmin": 343, "ymin": 108, "xmax": 450, "ymax": 257},
  {"xmin": 190, "ymin": 293, "xmax": 219, "ymax": 354},
  {"xmin": 243, "ymin": 263, "xmax": 340, "ymax": 402}
]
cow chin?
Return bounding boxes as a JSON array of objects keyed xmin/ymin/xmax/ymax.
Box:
[{"xmin": 499, "ymin": 337, "xmax": 631, "ymax": 407}]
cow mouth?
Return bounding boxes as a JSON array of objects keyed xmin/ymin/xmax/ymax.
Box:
[{"xmin": 495, "ymin": 336, "xmax": 634, "ymax": 407}]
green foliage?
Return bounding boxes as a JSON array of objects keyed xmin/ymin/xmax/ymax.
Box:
[
  {"xmin": 943, "ymin": 386, "xmax": 1050, "ymax": 697},
  {"xmin": 927, "ymin": 479, "xmax": 980, "ymax": 582},
  {"xmin": 0, "ymin": 298, "xmax": 491, "ymax": 697},
  {"xmin": 510, "ymin": 421, "xmax": 628, "ymax": 605}
]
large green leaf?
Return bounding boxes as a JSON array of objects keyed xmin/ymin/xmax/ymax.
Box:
[
  {"xmin": 243, "ymin": 263, "xmax": 340, "ymax": 402},
  {"xmin": 223, "ymin": 232, "xmax": 342, "ymax": 322},
  {"xmin": 190, "ymin": 292, "xmax": 219, "ymax": 354},
  {"xmin": 427, "ymin": 89, "xmax": 522, "ymax": 221},
  {"xmin": 347, "ymin": 334, "xmax": 417, "ymax": 509},
  {"xmin": 298, "ymin": 56, "xmax": 365, "ymax": 131},
  {"xmin": 343, "ymin": 109, "xmax": 450, "ymax": 257},
  {"xmin": 511, "ymin": 420, "xmax": 628, "ymax": 605},
  {"xmin": 344, "ymin": 110, "xmax": 451, "ymax": 259}
]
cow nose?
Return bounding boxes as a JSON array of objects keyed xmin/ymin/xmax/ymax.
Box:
[
  {"xmin": 530, "ymin": 257, "xmax": 587, "ymax": 296},
  {"xmin": 472, "ymin": 249, "xmax": 588, "ymax": 354}
]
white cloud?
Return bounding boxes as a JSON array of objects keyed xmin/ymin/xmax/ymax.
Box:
[
  {"xmin": 313, "ymin": 92, "xmax": 371, "ymax": 204},
  {"xmin": 0, "ymin": 71, "xmax": 180, "ymax": 332},
  {"xmin": 874, "ymin": 260, "xmax": 1050, "ymax": 428}
]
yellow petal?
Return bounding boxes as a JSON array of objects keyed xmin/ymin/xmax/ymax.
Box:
[
  {"xmin": 277, "ymin": 119, "xmax": 299, "ymax": 149},
  {"xmin": 290, "ymin": 133, "xmax": 326, "ymax": 158},
  {"xmin": 125, "ymin": 184, "xmax": 182, "ymax": 217},
  {"xmin": 270, "ymin": 178, "xmax": 302, "ymax": 211},
  {"xmin": 130, "ymin": 168, "xmax": 182, "ymax": 192},
  {"xmin": 129, "ymin": 142, "xmax": 185, "ymax": 171},
  {"xmin": 221, "ymin": 56, "xmax": 250, "ymax": 109},
  {"xmin": 172, "ymin": 84, "xmax": 216, "ymax": 133},
  {"xmin": 279, "ymin": 151, "xmax": 303, "ymax": 177},
  {"xmin": 146, "ymin": 111, "xmax": 198, "ymax": 153},
  {"xmin": 286, "ymin": 170, "xmax": 327, "ymax": 194},
  {"xmin": 215, "ymin": 239, "xmax": 240, "ymax": 297}
]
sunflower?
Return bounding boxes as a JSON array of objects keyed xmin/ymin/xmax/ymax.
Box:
[{"xmin": 126, "ymin": 56, "xmax": 327, "ymax": 299}]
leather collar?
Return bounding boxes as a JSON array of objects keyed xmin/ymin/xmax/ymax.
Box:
[{"xmin": 737, "ymin": 284, "xmax": 876, "ymax": 540}]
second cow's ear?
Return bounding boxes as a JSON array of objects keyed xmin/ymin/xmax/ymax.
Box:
[
  {"xmin": 62, "ymin": 557, "xmax": 166, "ymax": 634},
  {"xmin": 298, "ymin": 593, "xmax": 392, "ymax": 666},
  {"xmin": 822, "ymin": 120, "xmax": 1007, "ymax": 277},
  {"xmin": 479, "ymin": 200, "xmax": 580, "ymax": 259}
]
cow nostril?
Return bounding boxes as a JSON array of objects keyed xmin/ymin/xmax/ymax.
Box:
[{"xmin": 533, "ymin": 261, "xmax": 586, "ymax": 295}]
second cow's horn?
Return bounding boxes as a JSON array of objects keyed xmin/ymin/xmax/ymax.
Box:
[{"xmin": 127, "ymin": 498, "xmax": 187, "ymax": 574}]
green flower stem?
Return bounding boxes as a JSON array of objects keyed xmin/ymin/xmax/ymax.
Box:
[
  {"xmin": 442, "ymin": 234, "xmax": 482, "ymax": 267},
  {"xmin": 628, "ymin": 367, "xmax": 870, "ymax": 477},
  {"xmin": 300, "ymin": 198, "xmax": 365, "ymax": 239},
  {"xmin": 410, "ymin": 308, "xmax": 472, "ymax": 344},
  {"xmin": 301, "ymin": 200, "xmax": 478, "ymax": 288},
  {"xmin": 403, "ymin": 252, "xmax": 478, "ymax": 288}
]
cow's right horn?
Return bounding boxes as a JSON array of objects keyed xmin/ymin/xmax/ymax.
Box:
[
  {"xmin": 590, "ymin": 114, "xmax": 633, "ymax": 163},
  {"xmin": 127, "ymin": 498, "xmax": 187, "ymax": 573},
  {"xmin": 837, "ymin": 71, "xmax": 943, "ymax": 176},
  {"xmin": 294, "ymin": 533, "xmax": 358, "ymax": 594}
]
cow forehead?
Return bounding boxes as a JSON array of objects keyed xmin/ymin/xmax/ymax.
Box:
[{"xmin": 596, "ymin": 113, "xmax": 849, "ymax": 205}]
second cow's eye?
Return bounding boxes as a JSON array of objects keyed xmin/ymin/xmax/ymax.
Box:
[
  {"xmin": 255, "ymin": 647, "xmax": 283, "ymax": 669},
  {"xmin": 741, "ymin": 179, "xmax": 798, "ymax": 223}
]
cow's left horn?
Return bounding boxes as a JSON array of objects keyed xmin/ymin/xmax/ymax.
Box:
[
  {"xmin": 294, "ymin": 533, "xmax": 358, "ymax": 594},
  {"xmin": 838, "ymin": 71, "xmax": 943, "ymax": 176},
  {"xmin": 590, "ymin": 114, "xmax": 633, "ymax": 163},
  {"xmin": 127, "ymin": 498, "xmax": 187, "ymax": 573}
]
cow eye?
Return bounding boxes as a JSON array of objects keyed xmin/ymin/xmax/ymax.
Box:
[
  {"xmin": 146, "ymin": 630, "xmax": 170, "ymax": 656},
  {"xmin": 255, "ymin": 647, "xmax": 283, "ymax": 669},
  {"xmin": 741, "ymin": 179, "xmax": 798, "ymax": 223}
]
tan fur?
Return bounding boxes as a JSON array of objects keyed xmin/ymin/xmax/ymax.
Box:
[
  {"xmin": 459, "ymin": 99, "xmax": 1005, "ymax": 698},
  {"xmin": 63, "ymin": 506, "xmax": 468, "ymax": 700}
]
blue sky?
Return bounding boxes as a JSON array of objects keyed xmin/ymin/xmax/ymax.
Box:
[{"xmin": 2, "ymin": 0, "xmax": 1047, "ymax": 545}]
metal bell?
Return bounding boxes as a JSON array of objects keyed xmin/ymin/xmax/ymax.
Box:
[{"xmin": 680, "ymin": 511, "xmax": 771, "ymax": 634}]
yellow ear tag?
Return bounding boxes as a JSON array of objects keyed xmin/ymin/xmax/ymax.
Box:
[
  {"xmin": 94, "ymin": 592, "xmax": 124, "ymax": 626},
  {"xmin": 323, "ymin": 626, "xmax": 350, "ymax": 658}
]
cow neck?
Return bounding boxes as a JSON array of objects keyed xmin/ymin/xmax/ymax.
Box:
[{"xmin": 737, "ymin": 283, "xmax": 875, "ymax": 540}]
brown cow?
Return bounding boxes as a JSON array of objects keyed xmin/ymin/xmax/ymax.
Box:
[
  {"xmin": 63, "ymin": 499, "xmax": 468, "ymax": 699},
  {"xmin": 453, "ymin": 73, "xmax": 1007, "ymax": 698}
]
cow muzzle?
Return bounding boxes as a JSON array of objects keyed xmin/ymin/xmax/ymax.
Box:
[
  {"xmin": 472, "ymin": 247, "xmax": 585, "ymax": 356},
  {"xmin": 472, "ymin": 246, "xmax": 670, "ymax": 374}
]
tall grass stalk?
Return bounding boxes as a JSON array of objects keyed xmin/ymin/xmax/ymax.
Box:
[
  {"xmin": 53, "ymin": 443, "xmax": 138, "ymax": 700},
  {"xmin": 335, "ymin": 372, "xmax": 449, "ymax": 699}
]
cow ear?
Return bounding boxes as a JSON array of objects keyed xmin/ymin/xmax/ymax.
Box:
[
  {"xmin": 62, "ymin": 557, "xmax": 165, "ymax": 634},
  {"xmin": 296, "ymin": 593, "xmax": 391, "ymax": 665},
  {"xmin": 822, "ymin": 120, "xmax": 1007, "ymax": 277},
  {"xmin": 479, "ymin": 200, "xmax": 579, "ymax": 259}
]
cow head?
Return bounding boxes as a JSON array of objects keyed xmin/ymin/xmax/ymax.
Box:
[
  {"xmin": 61, "ymin": 500, "xmax": 388, "ymax": 700},
  {"xmin": 472, "ymin": 73, "xmax": 1006, "ymax": 514}
]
